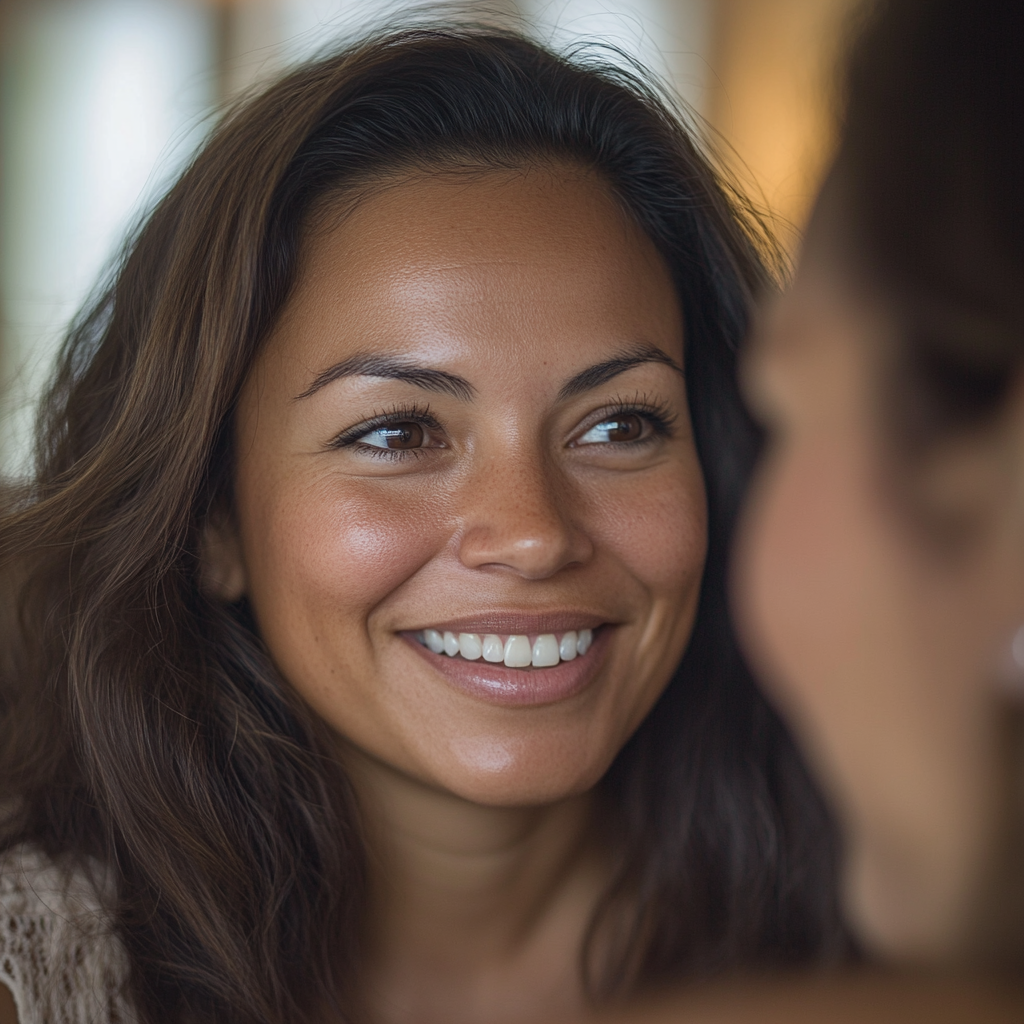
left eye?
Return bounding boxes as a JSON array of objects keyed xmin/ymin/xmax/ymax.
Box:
[
  {"xmin": 357, "ymin": 422, "xmax": 427, "ymax": 450},
  {"xmin": 577, "ymin": 414, "xmax": 647, "ymax": 445}
]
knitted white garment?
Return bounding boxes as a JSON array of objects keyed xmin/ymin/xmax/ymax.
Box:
[{"xmin": 0, "ymin": 846, "xmax": 133, "ymax": 1023}]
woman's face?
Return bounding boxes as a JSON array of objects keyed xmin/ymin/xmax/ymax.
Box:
[
  {"xmin": 734, "ymin": 242, "xmax": 1024, "ymax": 959},
  {"xmin": 222, "ymin": 165, "xmax": 706, "ymax": 807}
]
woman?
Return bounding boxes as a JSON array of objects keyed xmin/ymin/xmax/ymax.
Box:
[
  {"xmin": 0, "ymin": 26, "xmax": 844, "ymax": 1024},
  {"xmin": 735, "ymin": 0, "xmax": 1023, "ymax": 1002}
]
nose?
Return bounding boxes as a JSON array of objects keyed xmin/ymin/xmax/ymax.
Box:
[{"xmin": 457, "ymin": 445, "xmax": 593, "ymax": 580}]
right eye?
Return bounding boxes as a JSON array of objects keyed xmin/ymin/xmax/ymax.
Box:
[{"xmin": 357, "ymin": 422, "xmax": 428, "ymax": 450}]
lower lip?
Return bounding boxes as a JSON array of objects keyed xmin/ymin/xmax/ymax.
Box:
[{"xmin": 403, "ymin": 628, "xmax": 611, "ymax": 707}]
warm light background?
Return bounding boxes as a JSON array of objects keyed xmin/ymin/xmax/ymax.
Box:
[
  {"xmin": 708, "ymin": 0, "xmax": 863, "ymax": 248},
  {"xmin": 0, "ymin": 0, "xmax": 863, "ymax": 474}
]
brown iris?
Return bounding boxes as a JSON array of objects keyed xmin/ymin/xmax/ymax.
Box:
[
  {"xmin": 601, "ymin": 414, "xmax": 644, "ymax": 442},
  {"xmin": 378, "ymin": 423, "xmax": 425, "ymax": 449}
]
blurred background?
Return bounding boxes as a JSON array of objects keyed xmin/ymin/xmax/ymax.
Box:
[{"xmin": 0, "ymin": 0, "xmax": 860, "ymax": 475}]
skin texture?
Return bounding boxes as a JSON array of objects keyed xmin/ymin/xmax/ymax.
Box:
[
  {"xmin": 206, "ymin": 164, "xmax": 706, "ymax": 1023},
  {"xmin": 733, "ymin": 242, "xmax": 1024, "ymax": 963}
]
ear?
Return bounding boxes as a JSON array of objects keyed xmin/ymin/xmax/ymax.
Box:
[{"xmin": 199, "ymin": 510, "xmax": 247, "ymax": 603}]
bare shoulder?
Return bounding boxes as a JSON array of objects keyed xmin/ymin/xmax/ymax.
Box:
[{"xmin": 0, "ymin": 983, "xmax": 19, "ymax": 1024}]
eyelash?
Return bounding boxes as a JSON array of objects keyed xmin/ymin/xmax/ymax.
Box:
[
  {"xmin": 327, "ymin": 403, "xmax": 443, "ymax": 461},
  {"xmin": 326, "ymin": 395, "xmax": 677, "ymax": 461},
  {"xmin": 579, "ymin": 395, "xmax": 677, "ymax": 444}
]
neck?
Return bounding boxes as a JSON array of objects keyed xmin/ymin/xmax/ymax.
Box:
[{"xmin": 344, "ymin": 747, "xmax": 608, "ymax": 1024}]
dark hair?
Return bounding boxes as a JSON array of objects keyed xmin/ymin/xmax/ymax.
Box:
[
  {"xmin": 820, "ymin": 0, "xmax": 1023, "ymax": 446},
  {"xmin": 0, "ymin": 27, "xmax": 845, "ymax": 1024}
]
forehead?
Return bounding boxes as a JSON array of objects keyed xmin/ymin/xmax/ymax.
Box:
[
  {"xmin": 266, "ymin": 164, "xmax": 682, "ymax": 370},
  {"xmin": 303, "ymin": 163, "xmax": 655, "ymax": 273}
]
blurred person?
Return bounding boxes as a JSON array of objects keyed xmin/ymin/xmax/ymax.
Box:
[
  {"xmin": 581, "ymin": 1, "xmax": 1024, "ymax": 1021},
  {"xmin": 0, "ymin": 25, "xmax": 846, "ymax": 1024},
  {"xmin": 731, "ymin": 0, "xmax": 1024, "ymax": 1012}
]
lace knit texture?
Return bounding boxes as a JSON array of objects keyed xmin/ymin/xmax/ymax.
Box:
[{"xmin": 0, "ymin": 846, "xmax": 132, "ymax": 1023}]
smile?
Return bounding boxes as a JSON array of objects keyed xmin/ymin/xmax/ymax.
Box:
[
  {"xmin": 417, "ymin": 628, "xmax": 593, "ymax": 667},
  {"xmin": 404, "ymin": 620, "xmax": 610, "ymax": 707}
]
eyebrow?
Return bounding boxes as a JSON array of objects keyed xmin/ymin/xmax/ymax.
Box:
[
  {"xmin": 294, "ymin": 353, "xmax": 475, "ymax": 401},
  {"xmin": 295, "ymin": 344, "xmax": 682, "ymax": 404},
  {"xmin": 556, "ymin": 346, "xmax": 683, "ymax": 400}
]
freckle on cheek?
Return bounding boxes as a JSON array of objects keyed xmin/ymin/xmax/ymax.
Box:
[{"xmin": 611, "ymin": 493, "xmax": 707, "ymax": 587}]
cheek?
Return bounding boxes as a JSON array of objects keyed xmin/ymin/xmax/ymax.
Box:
[
  {"xmin": 739, "ymin": 444, "xmax": 1006, "ymax": 960},
  {"xmin": 238, "ymin": 472, "xmax": 448, "ymax": 658},
  {"xmin": 734, "ymin": 435, "xmax": 971, "ymax": 858},
  {"xmin": 598, "ymin": 459, "xmax": 708, "ymax": 599},
  {"xmin": 736, "ymin": 436, "xmax": 872, "ymax": 701},
  {"xmin": 584, "ymin": 453, "xmax": 708, "ymax": 669},
  {"xmin": 732, "ymin": 430, "xmax": 925, "ymax": 832}
]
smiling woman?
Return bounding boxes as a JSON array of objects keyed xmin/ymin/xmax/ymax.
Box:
[
  {"xmin": 0, "ymin": 25, "xmax": 844, "ymax": 1024},
  {"xmin": 215, "ymin": 166, "xmax": 707, "ymax": 812}
]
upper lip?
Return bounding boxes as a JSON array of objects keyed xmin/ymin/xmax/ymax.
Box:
[{"xmin": 404, "ymin": 611, "xmax": 610, "ymax": 635}]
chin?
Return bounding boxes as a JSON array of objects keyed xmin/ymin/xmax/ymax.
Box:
[{"xmin": 429, "ymin": 732, "xmax": 617, "ymax": 807}]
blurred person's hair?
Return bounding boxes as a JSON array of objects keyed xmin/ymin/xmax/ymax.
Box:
[
  {"xmin": 0, "ymin": 27, "xmax": 845, "ymax": 1024},
  {"xmin": 817, "ymin": 0, "xmax": 1024, "ymax": 962},
  {"xmin": 821, "ymin": 0, "xmax": 1023, "ymax": 451}
]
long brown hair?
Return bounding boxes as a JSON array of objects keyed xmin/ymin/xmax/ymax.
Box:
[
  {"xmin": 821, "ymin": 0, "xmax": 1023, "ymax": 445},
  {"xmin": 0, "ymin": 27, "xmax": 845, "ymax": 1024}
]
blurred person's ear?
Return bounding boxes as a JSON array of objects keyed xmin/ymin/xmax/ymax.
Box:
[{"xmin": 200, "ymin": 509, "xmax": 247, "ymax": 603}]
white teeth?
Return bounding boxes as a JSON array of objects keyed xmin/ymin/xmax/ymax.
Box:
[
  {"xmin": 503, "ymin": 634, "xmax": 532, "ymax": 668},
  {"xmin": 419, "ymin": 627, "xmax": 597, "ymax": 665},
  {"xmin": 532, "ymin": 634, "xmax": 560, "ymax": 667},
  {"xmin": 576, "ymin": 628, "xmax": 593, "ymax": 655},
  {"xmin": 482, "ymin": 634, "xmax": 505, "ymax": 662},
  {"xmin": 559, "ymin": 631, "xmax": 578, "ymax": 661},
  {"xmin": 458, "ymin": 633, "xmax": 482, "ymax": 660}
]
